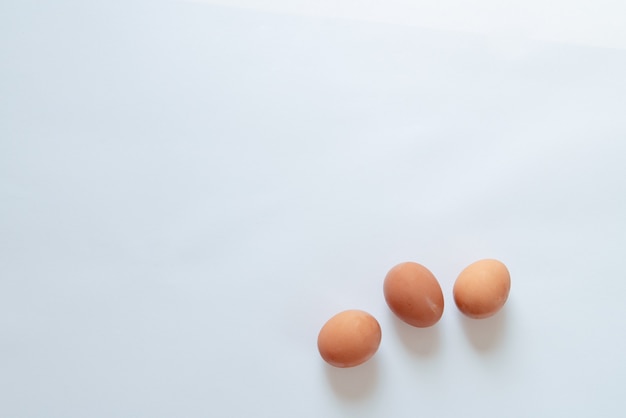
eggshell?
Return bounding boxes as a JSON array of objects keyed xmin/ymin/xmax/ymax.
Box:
[
  {"xmin": 317, "ymin": 310, "xmax": 381, "ymax": 368},
  {"xmin": 453, "ymin": 259, "xmax": 511, "ymax": 319},
  {"xmin": 383, "ymin": 262, "xmax": 444, "ymax": 327}
]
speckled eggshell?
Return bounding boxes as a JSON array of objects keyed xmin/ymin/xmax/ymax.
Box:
[
  {"xmin": 453, "ymin": 259, "xmax": 511, "ymax": 319},
  {"xmin": 317, "ymin": 310, "xmax": 382, "ymax": 368},
  {"xmin": 383, "ymin": 262, "xmax": 444, "ymax": 327}
]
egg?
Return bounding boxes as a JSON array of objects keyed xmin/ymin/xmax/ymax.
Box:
[
  {"xmin": 453, "ymin": 259, "xmax": 511, "ymax": 319},
  {"xmin": 383, "ymin": 262, "xmax": 444, "ymax": 327},
  {"xmin": 317, "ymin": 310, "xmax": 381, "ymax": 368}
]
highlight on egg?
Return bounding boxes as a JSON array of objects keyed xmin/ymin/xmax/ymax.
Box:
[
  {"xmin": 383, "ymin": 262, "xmax": 444, "ymax": 327},
  {"xmin": 317, "ymin": 309, "xmax": 382, "ymax": 368},
  {"xmin": 453, "ymin": 259, "xmax": 511, "ymax": 319}
]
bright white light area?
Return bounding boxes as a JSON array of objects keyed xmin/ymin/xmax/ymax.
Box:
[{"xmin": 190, "ymin": 0, "xmax": 626, "ymax": 49}]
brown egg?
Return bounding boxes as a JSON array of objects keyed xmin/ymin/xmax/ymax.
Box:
[
  {"xmin": 383, "ymin": 262, "xmax": 444, "ymax": 327},
  {"xmin": 317, "ymin": 310, "xmax": 381, "ymax": 368},
  {"xmin": 453, "ymin": 259, "xmax": 511, "ymax": 319}
]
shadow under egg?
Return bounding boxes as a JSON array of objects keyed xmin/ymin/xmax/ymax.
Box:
[
  {"xmin": 324, "ymin": 356, "xmax": 380, "ymax": 400},
  {"xmin": 459, "ymin": 305, "xmax": 508, "ymax": 352},
  {"xmin": 390, "ymin": 311, "xmax": 441, "ymax": 357}
]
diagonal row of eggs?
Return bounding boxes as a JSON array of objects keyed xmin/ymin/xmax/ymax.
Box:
[{"xmin": 317, "ymin": 259, "xmax": 511, "ymax": 368}]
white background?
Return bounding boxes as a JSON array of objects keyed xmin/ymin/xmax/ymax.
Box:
[
  {"xmin": 1, "ymin": 1, "xmax": 626, "ymax": 417},
  {"xmin": 195, "ymin": 0, "xmax": 626, "ymax": 50}
]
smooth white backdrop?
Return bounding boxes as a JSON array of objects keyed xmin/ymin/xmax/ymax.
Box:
[
  {"xmin": 1, "ymin": 1, "xmax": 626, "ymax": 417},
  {"xmin": 193, "ymin": 0, "xmax": 626, "ymax": 49}
]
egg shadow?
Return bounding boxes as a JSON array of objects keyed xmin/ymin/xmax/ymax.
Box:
[
  {"xmin": 459, "ymin": 306, "xmax": 508, "ymax": 352},
  {"xmin": 390, "ymin": 312, "xmax": 440, "ymax": 357},
  {"xmin": 324, "ymin": 356, "xmax": 380, "ymax": 400}
]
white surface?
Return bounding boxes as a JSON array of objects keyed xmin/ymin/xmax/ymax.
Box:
[
  {"xmin": 1, "ymin": 1, "xmax": 626, "ymax": 417},
  {"xmin": 193, "ymin": 0, "xmax": 626, "ymax": 50}
]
